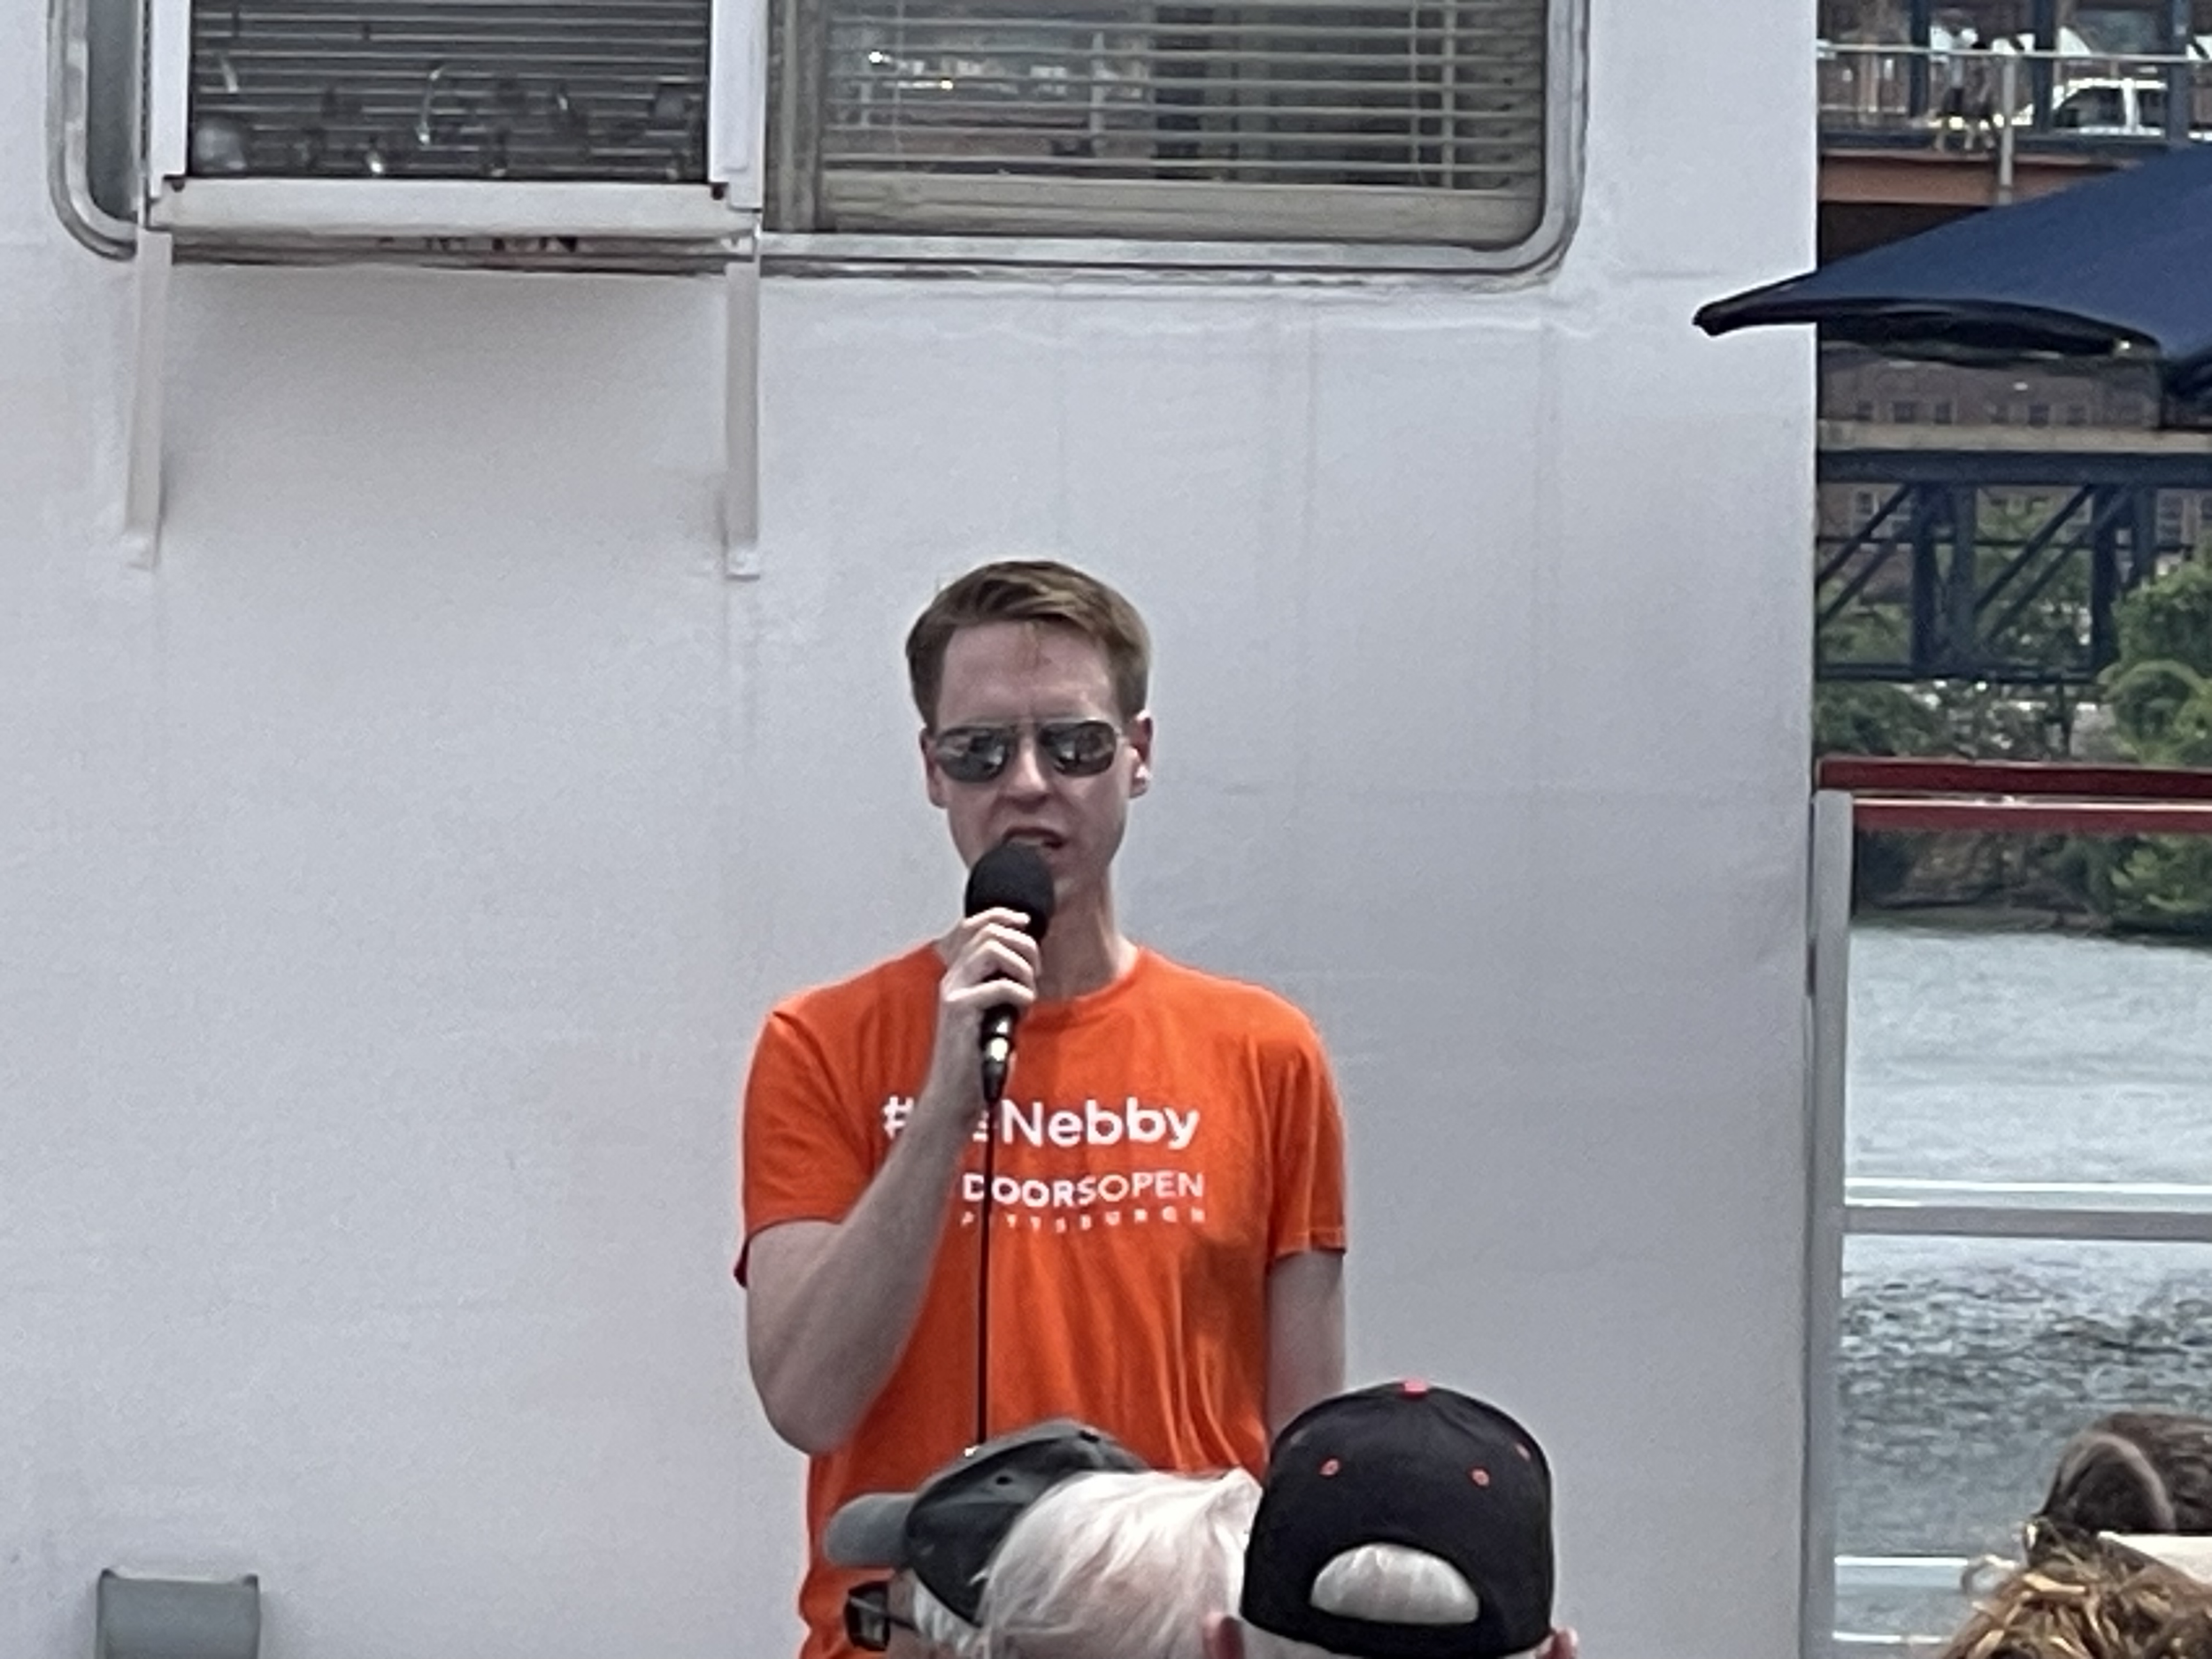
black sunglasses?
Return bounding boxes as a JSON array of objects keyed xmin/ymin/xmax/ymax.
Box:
[
  {"xmin": 928, "ymin": 719, "xmax": 1123, "ymax": 785},
  {"xmin": 844, "ymin": 1579, "xmax": 918, "ymax": 1653}
]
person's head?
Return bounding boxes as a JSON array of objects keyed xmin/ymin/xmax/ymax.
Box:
[
  {"xmin": 976, "ymin": 1467, "xmax": 1262, "ymax": 1659},
  {"xmin": 905, "ymin": 561, "xmax": 1155, "ymax": 907},
  {"xmin": 1936, "ymin": 1532, "xmax": 2212, "ymax": 1659},
  {"xmin": 2039, "ymin": 1411, "xmax": 2212, "ymax": 1536},
  {"xmin": 1210, "ymin": 1382, "xmax": 1571, "ymax": 1659},
  {"xmin": 827, "ymin": 1420, "xmax": 1149, "ymax": 1654}
]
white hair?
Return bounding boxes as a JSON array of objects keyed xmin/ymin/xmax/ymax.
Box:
[
  {"xmin": 1308, "ymin": 1544, "xmax": 1481, "ymax": 1624},
  {"xmin": 977, "ymin": 1468, "xmax": 1262, "ymax": 1659},
  {"xmin": 1237, "ymin": 1543, "xmax": 1545, "ymax": 1659},
  {"xmin": 912, "ymin": 1576, "xmax": 984, "ymax": 1657}
]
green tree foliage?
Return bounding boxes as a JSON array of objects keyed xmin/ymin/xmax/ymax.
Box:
[
  {"xmin": 1813, "ymin": 496, "xmax": 2204, "ymax": 922},
  {"xmin": 1813, "ymin": 682, "xmax": 1946, "ymax": 758},
  {"xmin": 2104, "ymin": 836, "xmax": 2212, "ymax": 935},
  {"xmin": 1813, "ymin": 610, "xmax": 1947, "ymax": 759},
  {"xmin": 2115, "ymin": 557, "xmax": 2212, "ymax": 679},
  {"xmin": 2093, "ymin": 565, "xmax": 2212, "ymax": 935}
]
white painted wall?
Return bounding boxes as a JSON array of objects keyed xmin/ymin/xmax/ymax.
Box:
[{"xmin": 0, "ymin": 2, "xmax": 1817, "ymax": 1655}]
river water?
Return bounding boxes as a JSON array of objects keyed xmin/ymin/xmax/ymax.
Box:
[{"xmin": 1838, "ymin": 922, "xmax": 2212, "ymax": 1639}]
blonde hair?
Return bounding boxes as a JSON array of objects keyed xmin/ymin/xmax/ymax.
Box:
[
  {"xmin": 1939, "ymin": 1534, "xmax": 2212, "ymax": 1659},
  {"xmin": 905, "ymin": 560, "xmax": 1152, "ymax": 726},
  {"xmin": 977, "ymin": 1469, "xmax": 1259, "ymax": 1659}
]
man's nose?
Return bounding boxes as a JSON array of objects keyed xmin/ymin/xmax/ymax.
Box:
[{"xmin": 1002, "ymin": 733, "xmax": 1052, "ymax": 795}]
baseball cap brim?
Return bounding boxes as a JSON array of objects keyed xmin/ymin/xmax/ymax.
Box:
[{"xmin": 825, "ymin": 1492, "xmax": 918, "ymax": 1569}]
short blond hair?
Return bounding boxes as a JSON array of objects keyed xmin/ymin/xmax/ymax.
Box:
[{"xmin": 904, "ymin": 560, "xmax": 1152, "ymax": 727}]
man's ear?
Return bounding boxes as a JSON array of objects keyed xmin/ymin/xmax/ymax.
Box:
[
  {"xmin": 1127, "ymin": 711, "xmax": 1155, "ymax": 799},
  {"xmin": 1544, "ymin": 1626, "xmax": 1579, "ymax": 1659},
  {"xmin": 1202, "ymin": 1612, "xmax": 1244, "ymax": 1659},
  {"xmin": 920, "ymin": 728, "xmax": 949, "ymax": 810}
]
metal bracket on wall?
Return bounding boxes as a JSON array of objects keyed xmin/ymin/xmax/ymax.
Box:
[
  {"xmin": 111, "ymin": 233, "xmax": 763, "ymax": 574},
  {"xmin": 122, "ymin": 227, "xmax": 173, "ymax": 567},
  {"xmin": 724, "ymin": 250, "xmax": 762, "ymax": 580},
  {"xmin": 61, "ymin": 0, "xmax": 772, "ymax": 571}
]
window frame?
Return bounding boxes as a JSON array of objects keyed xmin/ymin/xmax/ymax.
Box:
[
  {"xmin": 50, "ymin": 0, "xmax": 766, "ymax": 257},
  {"xmin": 759, "ymin": 0, "xmax": 1585, "ymax": 278},
  {"xmin": 48, "ymin": 0, "xmax": 139, "ymax": 257},
  {"xmin": 1806, "ymin": 762, "xmax": 2212, "ymax": 1659}
]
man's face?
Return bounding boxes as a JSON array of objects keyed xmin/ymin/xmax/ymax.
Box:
[{"xmin": 923, "ymin": 622, "xmax": 1152, "ymax": 909}]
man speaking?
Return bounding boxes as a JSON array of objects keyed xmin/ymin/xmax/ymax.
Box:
[{"xmin": 739, "ymin": 560, "xmax": 1349, "ymax": 1659}]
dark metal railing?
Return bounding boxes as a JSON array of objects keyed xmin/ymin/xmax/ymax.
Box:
[{"xmin": 1817, "ymin": 42, "xmax": 2210, "ymax": 152}]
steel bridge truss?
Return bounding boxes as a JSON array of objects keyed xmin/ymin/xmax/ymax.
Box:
[{"xmin": 1815, "ymin": 444, "xmax": 2212, "ymax": 685}]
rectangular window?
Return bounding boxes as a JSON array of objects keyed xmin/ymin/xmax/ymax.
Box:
[
  {"xmin": 1932, "ymin": 400, "xmax": 1954, "ymax": 426},
  {"xmin": 1811, "ymin": 787, "xmax": 2212, "ymax": 1659},
  {"xmin": 766, "ymin": 0, "xmax": 1578, "ymax": 265},
  {"xmin": 51, "ymin": 0, "xmax": 756, "ymax": 256},
  {"xmin": 1814, "ymin": 779, "xmax": 2212, "ymax": 1659},
  {"xmin": 1890, "ymin": 401, "xmax": 1917, "ymax": 424},
  {"xmin": 183, "ymin": 0, "xmax": 712, "ymax": 182}
]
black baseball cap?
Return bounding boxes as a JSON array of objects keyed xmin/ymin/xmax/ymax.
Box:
[
  {"xmin": 1240, "ymin": 1381, "xmax": 1555, "ymax": 1659},
  {"xmin": 824, "ymin": 1419, "xmax": 1147, "ymax": 1624}
]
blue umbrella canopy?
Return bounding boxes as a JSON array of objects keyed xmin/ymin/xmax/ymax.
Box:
[{"xmin": 1696, "ymin": 142, "xmax": 2212, "ymax": 406}]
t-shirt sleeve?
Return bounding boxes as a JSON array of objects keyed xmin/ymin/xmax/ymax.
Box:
[
  {"xmin": 1266, "ymin": 1021, "xmax": 1348, "ymax": 1262},
  {"xmin": 736, "ymin": 1004, "xmax": 877, "ymax": 1283}
]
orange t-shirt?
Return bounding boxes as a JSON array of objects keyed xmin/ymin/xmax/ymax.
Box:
[{"xmin": 739, "ymin": 944, "xmax": 1348, "ymax": 1659}]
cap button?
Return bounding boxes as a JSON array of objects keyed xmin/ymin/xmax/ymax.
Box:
[{"xmin": 1400, "ymin": 1379, "xmax": 1431, "ymax": 1397}]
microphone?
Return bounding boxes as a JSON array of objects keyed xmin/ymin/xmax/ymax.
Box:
[
  {"xmin": 959, "ymin": 840, "xmax": 1055, "ymax": 1448},
  {"xmin": 962, "ymin": 841, "xmax": 1056, "ymax": 1104}
]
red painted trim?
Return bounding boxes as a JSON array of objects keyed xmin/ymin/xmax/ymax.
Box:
[
  {"xmin": 1817, "ymin": 757, "xmax": 2212, "ymax": 803},
  {"xmin": 1854, "ymin": 798, "xmax": 2212, "ymax": 835}
]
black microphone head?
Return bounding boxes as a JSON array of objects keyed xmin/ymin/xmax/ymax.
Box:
[{"xmin": 963, "ymin": 841, "xmax": 1056, "ymax": 941}]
